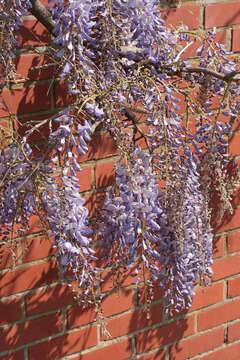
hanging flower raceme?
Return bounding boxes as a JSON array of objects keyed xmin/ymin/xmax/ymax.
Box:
[
  {"xmin": 98, "ymin": 148, "xmax": 214, "ymax": 314},
  {"xmin": 159, "ymin": 158, "xmax": 213, "ymax": 314},
  {"xmin": 42, "ymin": 174, "xmax": 102, "ymax": 306},
  {"xmin": 49, "ymin": 108, "xmax": 93, "ymax": 176},
  {"xmin": 0, "ymin": 0, "xmax": 32, "ymax": 86},
  {"xmin": 98, "ymin": 150, "xmax": 164, "ymax": 301},
  {"xmin": 0, "ymin": 141, "xmax": 53, "ymax": 262}
]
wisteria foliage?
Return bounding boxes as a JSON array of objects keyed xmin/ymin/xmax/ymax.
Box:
[{"xmin": 0, "ymin": 0, "xmax": 240, "ymax": 318}]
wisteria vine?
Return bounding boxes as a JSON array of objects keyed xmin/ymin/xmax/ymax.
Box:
[{"xmin": 0, "ymin": 0, "xmax": 240, "ymax": 321}]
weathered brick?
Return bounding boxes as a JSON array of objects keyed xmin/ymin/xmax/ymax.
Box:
[
  {"xmin": 181, "ymin": 30, "xmax": 226, "ymax": 59},
  {"xmin": 0, "ymin": 312, "xmax": 62, "ymax": 352},
  {"xmin": 29, "ymin": 327, "xmax": 98, "ymax": 359},
  {"xmin": 228, "ymin": 276, "xmax": 240, "ymax": 298},
  {"xmin": 84, "ymin": 192, "xmax": 106, "ymax": 218},
  {"xmin": 15, "ymin": 54, "xmax": 55, "ymax": 81},
  {"xmin": 72, "ymin": 339, "xmax": 132, "ymax": 360},
  {"xmin": 136, "ymin": 316, "xmax": 195, "ymax": 354},
  {"xmin": 0, "ymin": 350, "xmax": 24, "ymax": 360},
  {"xmin": 205, "ymin": 2, "xmax": 240, "ymax": 28},
  {"xmin": 21, "ymin": 235, "xmax": 55, "ymax": 263},
  {"xmin": 162, "ymin": 5, "xmax": 200, "ymax": 30},
  {"xmin": 229, "ymin": 132, "xmax": 240, "ymax": 157},
  {"xmin": 232, "ymin": 28, "xmax": 240, "ymax": 52},
  {"xmin": 0, "ymin": 260, "xmax": 58, "ymax": 297},
  {"xmin": 25, "ymin": 284, "xmax": 74, "ymax": 316},
  {"xmin": 101, "ymin": 288, "xmax": 135, "ymax": 318},
  {"xmin": 228, "ymin": 320, "xmax": 240, "ymax": 343},
  {"xmin": 80, "ymin": 133, "xmax": 118, "ymax": 162},
  {"xmin": 95, "ymin": 161, "xmax": 115, "ymax": 188},
  {"xmin": 190, "ymin": 282, "xmax": 224, "ymax": 312},
  {"xmin": 0, "ymin": 85, "xmax": 51, "ymax": 118},
  {"xmin": 212, "ymin": 236, "xmax": 224, "ymax": 259},
  {"xmin": 169, "ymin": 327, "xmax": 224, "ymax": 360},
  {"xmin": 15, "ymin": 19, "xmax": 51, "ymax": 47},
  {"xmin": 103, "ymin": 303, "xmax": 164, "ymax": 340},
  {"xmin": 0, "ymin": 297, "xmax": 22, "ymax": 326},
  {"xmin": 67, "ymin": 304, "xmax": 96, "ymax": 330},
  {"xmin": 137, "ymin": 349, "xmax": 166, "ymax": 360},
  {"xmin": 212, "ymin": 253, "xmax": 240, "ymax": 281},
  {"xmin": 198, "ymin": 298, "xmax": 240, "ymax": 331},
  {"xmin": 227, "ymin": 231, "xmax": 240, "ymax": 253},
  {"xmin": 202, "ymin": 340, "xmax": 240, "ymax": 360}
]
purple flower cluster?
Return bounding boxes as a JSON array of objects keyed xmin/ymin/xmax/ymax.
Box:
[
  {"xmin": 42, "ymin": 174, "xmax": 101, "ymax": 305},
  {"xmin": 98, "ymin": 149, "xmax": 214, "ymax": 313},
  {"xmin": 0, "ymin": 141, "xmax": 52, "ymax": 243},
  {"xmin": 49, "ymin": 109, "xmax": 93, "ymax": 176},
  {"xmin": 0, "ymin": 0, "xmax": 32, "ymax": 86}
]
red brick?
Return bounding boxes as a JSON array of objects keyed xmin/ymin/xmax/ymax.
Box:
[
  {"xmin": 29, "ymin": 326, "xmax": 98, "ymax": 359},
  {"xmin": 27, "ymin": 213, "xmax": 47, "ymax": 234},
  {"xmin": 95, "ymin": 161, "xmax": 115, "ymax": 188},
  {"xmin": 15, "ymin": 19, "xmax": 51, "ymax": 47},
  {"xmin": 212, "ymin": 253, "xmax": 240, "ymax": 281},
  {"xmin": 80, "ymin": 133, "xmax": 118, "ymax": 162},
  {"xmin": 137, "ymin": 282, "xmax": 164, "ymax": 308},
  {"xmin": 0, "ymin": 312, "xmax": 62, "ymax": 352},
  {"xmin": 0, "ymin": 350, "xmax": 24, "ymax": 360},
  {"xmin": 228, "ymin": 320, "xmax": 240, "ymax": 343},
  {"xmin": 0, "ymin": 243, "xmax": 18, "ymax": 270},
  {"xmin": 103, "ymin": 303, "xmax": 164, "ymax": 340},
  {"xmin": 136, "ymin": 316, "xmax": 195, "ymax": 354},
  {"xmin": 84, "ymin": 192, "xmax": 106, "ymax": 218},
  {"xmin": 190, "ymin": 282, "xmax": 224, "ymax": 312},
  {"xmin": 54, "ymin": 81, "xmax": 74, "ymax": 108},
  {"xmin": 137, "ymin": 349, "xmax": 166, "ymax": 360},
  {"xmin": 78, "ymin": 166, "xmax": 92, "ymax": 192},
  {"xmin": 162, "ymin": 6, "xmax": 200, "ymax": 30},
  {"xmin": 205, "ymin": 2, "xmax": 240, "ymax": 28},
  {"xmin": 227, "ymin": 231, "xmax": 240, "ymax": 253},
  {"xmin": 212, "ymin": 236, "xmax": 224, "ymax": 259},
  {"xmin": 72, "ymin": 339, "xmax": 132, "ymax": 360},
  {"xmin": 67, "ymin": 305, "xmax": 96, "ymax": 329},
  {"xmin": 101, "ymin": 288, "xmax": 134, "ymax": 318},
  {"xmin": 16, "ymin": 112, "xmax": 56, "ymax": 146},
  {"xmin": 202, "ymin": 341, "xmax": 240, "ymax": 360},
  {"xmin": 26, "ymin": 284, "xmax": 74, "ymax": 316},
  {"xmin": 228, "ymin": 276, "xmax": 240, "ymax": 298},
  {"xmin": 21, "ymin": 235, "xmax": 55, "ymax": 263},
  {"xmin": 229, "ymin": 132, "xmax": 240, "ymax": 157},
  {"xmin": 100, "ymin": 265, "xmax": 143, "ymax": 293},
  {"xmin": 0, "ymin": 85, "xmax": 51, "ymax": 117},
  {"xmin": 0, "ymin": 260, "xmax": 59, "ymax": 297},
  {"xmin": 15, "ymin": 53, "xmax": 55, "ymax": 81},
  {"xmin": 169, "ymin": 327, "xmax": 224, "ymax": 360},
  {"xmin": 182, "ymin": 31, "xmax": 226, "ymax": 59},
  {"xmin": 0, "ymin": 297, "xmax": 22, "ymax": 325},
  {"xmin": 198, "ymin": 298, "xmax": 240, "ymax": 331},
  {"xmin": 232, "ymin": 28, "xmax": 240, "ymax": 52}
]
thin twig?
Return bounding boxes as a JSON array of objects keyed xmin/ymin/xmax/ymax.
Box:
[{"xmin": 28, "ymin": 1, "xmax": 240, "ymax": 85}]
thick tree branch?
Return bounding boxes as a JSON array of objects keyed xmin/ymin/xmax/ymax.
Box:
[
  {"xmin": 182, "ymin": 66, "xmax": 240, "ymax": 82},
  {"xmin": 29, "ymin": 0, "xmax": 55, "ymax": 34},
  {"xmin": 28, "ymin": 2, "xmax": 240, "ymax": 84}
]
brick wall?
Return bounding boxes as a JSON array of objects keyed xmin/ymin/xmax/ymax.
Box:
[{"xmin": 1, "ymin": 1, "xmax": 240, "ymax": 359}]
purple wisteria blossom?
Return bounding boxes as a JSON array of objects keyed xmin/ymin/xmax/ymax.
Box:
[
  {"xmin": 0, "ymin": 0, "xmax": 32, "ymax": 86},
  {"xmin": 42, "ymin": 174, "xmax": 101, "ymax": 305}
]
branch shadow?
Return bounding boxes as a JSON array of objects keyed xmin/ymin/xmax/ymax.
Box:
[{"xmin": 0, "ymin": 236, "xmax": 99, "ymax": 359}]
